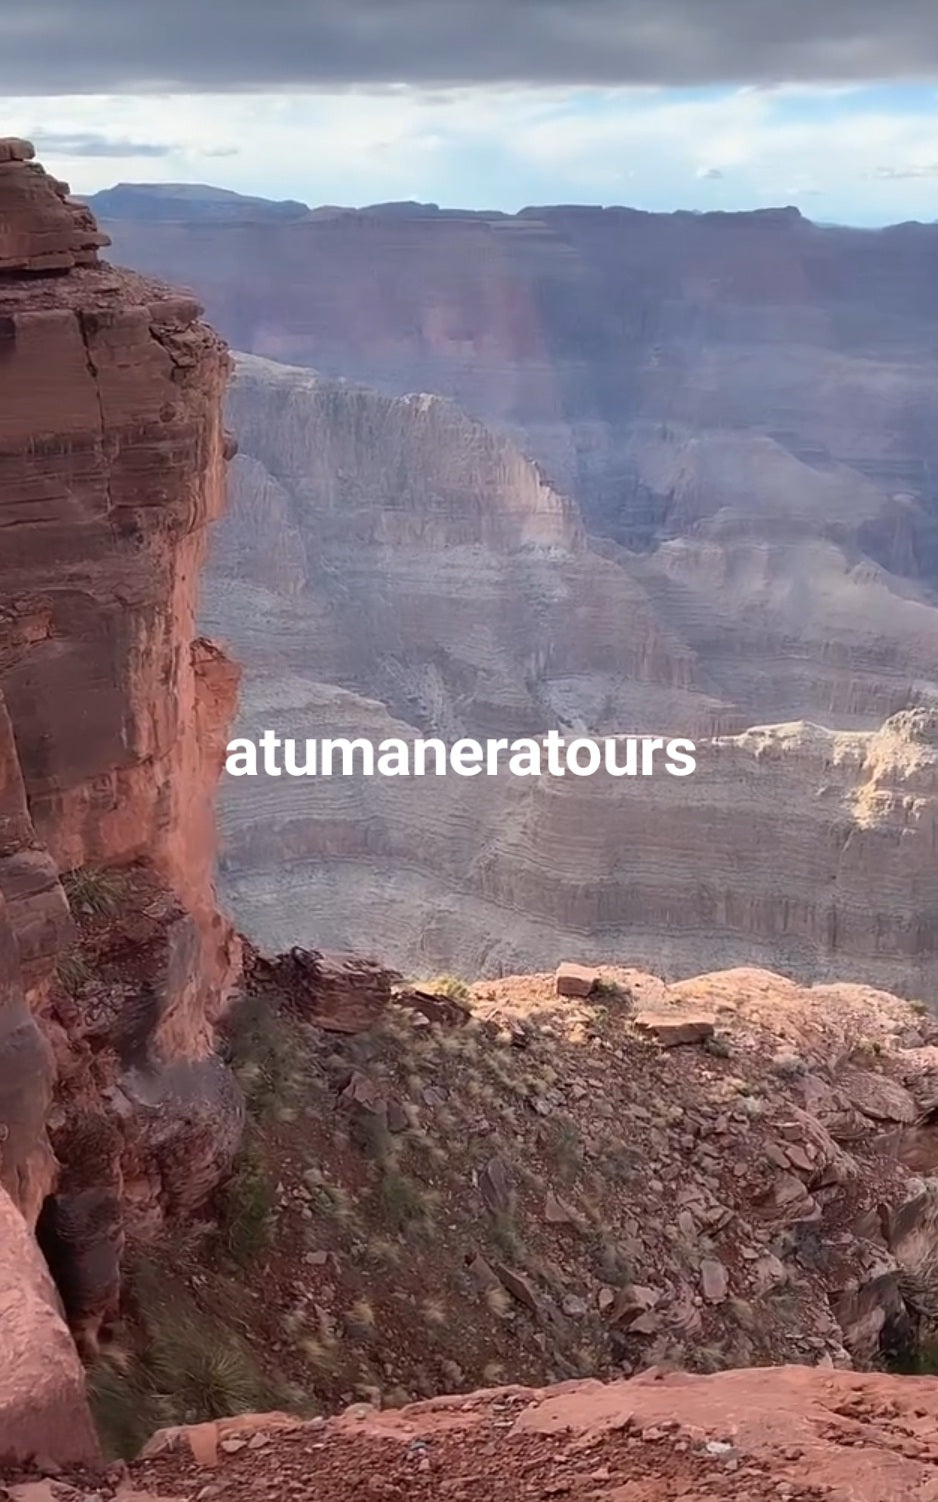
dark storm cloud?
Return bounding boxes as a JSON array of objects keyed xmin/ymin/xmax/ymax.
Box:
[{"xmin": 5, "ymin": 0, "xmax": 938, "ymax": 93}]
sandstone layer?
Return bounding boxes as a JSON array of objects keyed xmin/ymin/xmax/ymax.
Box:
[
  {"xmin": 96, "ymin": 193, "xmax": 938, "ymax": 730},
  {"xmin": 0, "ymin": 142, "xmax": 242, "ymax": 1458},
  {"xmin": 205, "ymin": 357, "xmax": 938, "ymax": 994}
]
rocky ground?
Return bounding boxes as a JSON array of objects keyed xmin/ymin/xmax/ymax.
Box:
[
  {"xmin": 51, "ymin": 936, "xmax": 938, "ymax": 1459},
  {"xmin": 10, "ymin": 1364, "xmax": 938, "ymax": 1501}
]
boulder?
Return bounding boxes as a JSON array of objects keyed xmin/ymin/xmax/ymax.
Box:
[
  {"xmin": 633, "ymin": 1010, "xmax": 715, "ymax": 1046},
  {"xmin": 555, "ymin": 963, "xmax": 599, "ymax": 999}
]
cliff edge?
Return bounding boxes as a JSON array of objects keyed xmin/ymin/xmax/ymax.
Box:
[{"xmin": 0, "ymin": 138, "xmax": 242, "ymax": 1464}]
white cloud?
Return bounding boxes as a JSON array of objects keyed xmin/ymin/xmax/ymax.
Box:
[{"xmin": 5, "ymin": 83, "xmax": 938, "ymax": 223}]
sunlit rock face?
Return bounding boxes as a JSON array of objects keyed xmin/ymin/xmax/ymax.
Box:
[{"xmin": 0, "ymin": 141, "xmax": 242, "ymax": 1442}]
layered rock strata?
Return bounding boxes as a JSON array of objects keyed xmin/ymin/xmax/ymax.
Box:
[
  {"xmin": 205, "ymin": 358, "xmax": 938, "ymax": 994},
  {"xmin": 96, "ymin": 193, "xmax": 938, "ymax": 730},
  {"xmin": 0, "ymin": 141, "xmax": 242, "ymax": 1459}
]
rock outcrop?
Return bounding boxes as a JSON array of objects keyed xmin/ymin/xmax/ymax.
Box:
[
  {"xmin": 0, "ymin": 1187, "xmax": 100, "ymax": 1468},
  {"xmin": 0, "ymin": 141, "xmax": 242, "ymax": 1458}
]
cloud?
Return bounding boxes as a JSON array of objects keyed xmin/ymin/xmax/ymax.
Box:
[
  {"xmin": 866, "ymin": 162, "xmax": 938, "ymax": 178},
  {"xmin": 7, "ymin": 0, "xmax": 938, "ymax": 93},
  {"xmin": 27, "ymin": 130, "xmax": 174, "ymax": 157},
  {"xmin": 8, "ymin": 84, "xmax": 938, "ymax": 227}
]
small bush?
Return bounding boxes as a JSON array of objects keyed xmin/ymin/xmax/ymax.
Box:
[
  {"xmin": 380, "ymin": 1169, "xmax": 429, "ymax": 1231},
  {"xmin": 148, "ymin": 1326, "xmax": 264, "ymax": 1420},
  {"xmin": 345, "ymin": 1299, "xmax": 377, "ymax": 1338},
  {"xmin": 62, "ymin": 866, "xmax": 126, "ymax": 918},
  {"xmin": 223, "ymin": 991, "xmax": 304, "ymax": 1122},
  {"xmin": 314, "ymin": 1181, "xmax": 354, "ymax": 1223},
  {"xmin": 57, "ymin": 949, "xmax": 94, "ymax": 991},
  {"xmin": 350, "ymin": 1108, "xmax": 393, "ymax": 1164},
  {"xmin": 704, "ymin": 1034, "xmax": 733, "ymax": 1059},
  {"xmin": 422, "ymin": 974, "xmax": 471, "ymax": 1001},
  {"xmin": 544, "ymin": 1116, "xmax": 583, "ymax": 1182},
  {"xmin": 593, "ymin": 979, "xmax": 630, "ymax": 1005},
  {"xmin": 490, "ymin": 1210, "xmax": 524, "ymax": 1261},
  {"xmin": 89, "ymin": 1259, "xmax": 285, "ymax": 1459},
  {"xmin": 215, "ymin": 1137, "xmax": 276, "ymax": 1265},
  {"xmin": 771, "ymin": 1049, "xmax": 808, "ymax": 1079}
]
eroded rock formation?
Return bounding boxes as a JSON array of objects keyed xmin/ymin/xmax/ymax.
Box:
[
  {"xmin": 95, "ymin": 193, "xmax": 938, "ymax": 730},
  {"xmin": 205, "ymin": 357, "xmax": 938, "ymax": 994},
  {"xmin": 0, "ymin": 141, "xmax": 242, "ymax": 1459}
]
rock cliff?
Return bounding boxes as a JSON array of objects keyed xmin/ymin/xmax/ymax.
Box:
[
  {"xmin": 0, "ymin": 141, "xmax": 242, "ymax": 1463},
  {"xmin": 205, "ymin": 357, "xmax": 938, "ymax": 995},
  {"xmin": 95, "ymin": 195, "xmax": 938, "ymax": 731}
]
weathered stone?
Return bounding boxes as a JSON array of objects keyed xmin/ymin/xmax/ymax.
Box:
[
  {"xmin": 840, "ymin": 1068, "xmax": 918, "ymax": 1125},
  {"xmin": 0, "ymin": 147, "xmax": 108, "ymax": 271},
  {"xmin": 478, "ymin": 1155, "xmax": 512, "ymax": 1214},
  {"xmin": 634, "ymin": 1011, "xmax": 715, "ymax": 1047},
  {"xmin": 700, "ymin": 1258, "xmax": 729, "ymax": 1303},
  {"xmin": 0, "ymin": 1187, "xmax": 100, "ymax": 1467},
  {"xmin": 264, "ymin": 947, "xmax": 394, "ymax": 1033},
  {"xmin": 608, "ymin": 1283, "xmax": 660, "ymax": 1325},
  {"xmin": 494, "ymin": 1263, "xmax": 540, "ymax": 1313},
  {"xmin": 555, "ymin": 963, "xmax": 599, "ymax": 999},
  {"xmin": 0, "ymin": 141, "xmax": 243, "ymax": 1389},
  {"xmin": 0, "ymin": 137, "xmax": 35, "ymax": 162},
  {"xmin": 544, "ymin": 1190, "xmax": 580, "ymax": 1225}
]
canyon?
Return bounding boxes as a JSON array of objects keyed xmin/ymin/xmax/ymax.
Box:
[
  {"xmin": 6, "ymin": 143, "xmax": 938, "ymax": 1497},
  {"xmin": 84, "ymin": 186, "xmax": 938, "ymax": 990},
  {"xmin": 202, "ymin": 354, "xmax": 938, "ymax": 993}
]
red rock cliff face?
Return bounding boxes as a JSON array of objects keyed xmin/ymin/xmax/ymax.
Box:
[{"xmin": 0, "ymin": 139, "xmax": 243, "ymax": 1454}]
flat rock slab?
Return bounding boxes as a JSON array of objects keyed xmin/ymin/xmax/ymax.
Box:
[{"xmin": 633, "ymin": 1011, "xmax": 715, "ymax": 1046}]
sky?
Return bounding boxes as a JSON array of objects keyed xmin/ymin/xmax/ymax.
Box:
[{"xmin": 4, "ymin": 0, "xmax": 938, "ymax": 224}]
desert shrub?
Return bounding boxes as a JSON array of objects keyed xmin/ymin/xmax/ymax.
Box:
[
  {"xmin": 422, "ymin": 974, "xmax": 471, "ymax": 1001},
  {"xmin": 57, "ymin": 949, "xmax": 94, "ymax": 991},
  {"xmin": 89, "ymin": 1258, "xmax": 285, "ymax": 1458},
  {"xmin": 215, "ymin": 1136, "xmax": 276, "ymax": 1265},
  {"xmin": 380, "ymin": 1169, "xmax": 430, "ymax": 1231},
  {"xmin": 593, "ymin": 979, "xmax": 631, "ymax": 1004},
  {"xmin": 62, "ymin": 865, "xmax": 126, "ymax": 918},
  {"xmin": 223, "ymin": 990, "xmax": 303, "ymax": 1120}
]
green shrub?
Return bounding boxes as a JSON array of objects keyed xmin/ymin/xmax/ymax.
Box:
[{"xmin": 215, "ymin": 1137, "xmax": 276, "ymax": 1265}]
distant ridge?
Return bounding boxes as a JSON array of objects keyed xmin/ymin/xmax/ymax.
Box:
[{"xmin": 82, "ymin": 181, "xmax": 311, "ymax": 221}]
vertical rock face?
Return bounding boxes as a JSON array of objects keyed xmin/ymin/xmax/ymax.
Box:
[
  {"xmin": 0, "ymin": 141, "xmax": 241, "ymax": 1461},
  {"xmin": 0, "ymin": 1185, "xmax": 100, "ymax": 1467}
]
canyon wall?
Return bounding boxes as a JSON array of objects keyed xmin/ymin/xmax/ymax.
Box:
[
  {"xmin": 205, "ymin": 357, "xmax": 938, "ymax": 995},
  {"xmin": 0, "ymin": 141, "xmax": 241, "ymax": 1461},
  {"xmin": 94, "ymin": 192, "xmax": 938, "ymax": 732},
  {"xmin": 94, "ymin": 190, "xmax": 938, "ymax": 988}
]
